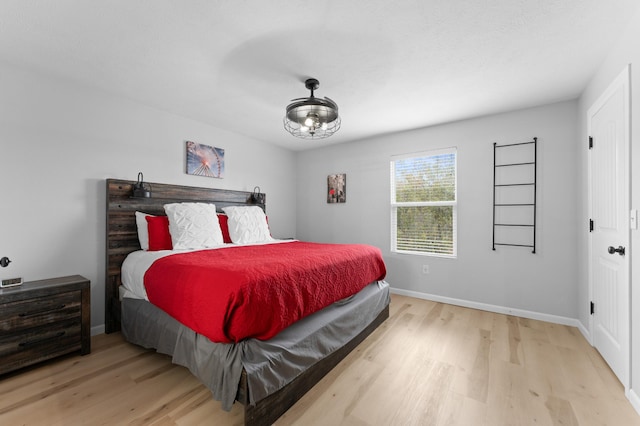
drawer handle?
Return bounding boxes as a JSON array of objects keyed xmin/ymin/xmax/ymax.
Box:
[
  {"xmin": 18, "ymin": 304, "xmax": 66, "ymax": 317},
  {"xmin": 19, "ymin": 331, "xmax": 66, "ymax": 348}
]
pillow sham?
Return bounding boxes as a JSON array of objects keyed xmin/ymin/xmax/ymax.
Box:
[
  {"xmin": 222, "ymin": 206, "xmax": 273, "ymax": 244},
  {"xmin": 146, "ymin": 215, "xmax": 173, "ymax": 251},
  {"xmin": 164, "ymin": 202, "xmax": 224, "ymax": 249},
  {"xmin": 135, "ymin": 211, "xmax": 151, "ymax": 250}
]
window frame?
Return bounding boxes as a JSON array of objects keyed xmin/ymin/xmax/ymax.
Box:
[{"xmin": 390, "ymin": 147, "xmax": 458, "ymax": 258}]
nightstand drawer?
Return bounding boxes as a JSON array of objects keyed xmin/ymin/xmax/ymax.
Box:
[
  {"xmin": 0, "ymin": 319, "xmax": 81, "ymax": 374},
  {"xmin": 0, "ymin": 291, "xmax": 81, "ymax": 334}
]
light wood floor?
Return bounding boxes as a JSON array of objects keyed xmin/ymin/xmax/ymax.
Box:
[{"xmin": 1, "ymin": 294, "xmax": 638, "ymax": 425}]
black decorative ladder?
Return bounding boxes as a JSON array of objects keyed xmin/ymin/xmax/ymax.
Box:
[{"xmin": 492, "ymin": 137, "xmax": 537, "ymax": 253}]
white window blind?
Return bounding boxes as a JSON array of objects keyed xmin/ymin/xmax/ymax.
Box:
[{"xmin": 391, "ymin": 148, "xmax": 457, "ymax": 257}]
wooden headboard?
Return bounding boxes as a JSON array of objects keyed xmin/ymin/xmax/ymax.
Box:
[{"xmin": 105, "ymin": 178, "xmax": 266, "ymax": 333}]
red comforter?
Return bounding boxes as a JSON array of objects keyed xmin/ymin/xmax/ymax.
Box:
[{"xmin": 143, "ymin": 241, "xmax": 386, "ymax": 343}]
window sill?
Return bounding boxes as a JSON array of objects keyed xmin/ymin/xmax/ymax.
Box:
[{"xmin": 390, "ymin": 249, "xmax": 457, "ymax": 259}]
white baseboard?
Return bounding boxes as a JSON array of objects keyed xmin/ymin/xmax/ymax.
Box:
[
  {"xmin": 389, "ymin": 287, "xmax": 583, "ymax": 329},
  {"xmin": 91, "ymin": 324, "xmax": 105, "ymax": 336},
  {"xmin": 628, "ymin": 389, "xmax": 640, "ymax": 416},
  {"xmin": 575, "ymin": 321, "xmax": 591, "ymax": 343}
]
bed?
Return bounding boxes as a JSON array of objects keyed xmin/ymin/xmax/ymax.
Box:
[{"xmin": 105, "ymin": 178, "xmax": 390, "ymax": 425}]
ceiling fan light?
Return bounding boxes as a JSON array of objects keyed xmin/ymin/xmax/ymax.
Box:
[{"xmin": 304, "ymin": 114, "xmax": 318, "ymax": 128}]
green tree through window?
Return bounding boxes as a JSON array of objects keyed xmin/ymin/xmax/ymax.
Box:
[{"xmin": 391, "ymin": 149, "xmax": 457, "ymax": 256}]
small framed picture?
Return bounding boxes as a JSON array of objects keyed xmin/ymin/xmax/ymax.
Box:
[
  {"xmin": 186, "ymin": 141, "xmax": 225, "ymax": 178},
  {"xmin": 327, "ymin": 173, "xmax": 346, "ymax": 203}
]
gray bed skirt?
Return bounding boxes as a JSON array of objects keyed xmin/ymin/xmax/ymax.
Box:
[{"xmin": 121, "ymin": 280, "xmax": 390, "ymax": 411}]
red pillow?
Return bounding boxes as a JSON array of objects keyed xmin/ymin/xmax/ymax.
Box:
[
  {"xmin": 146, "ymin": 215, "xmax": 173, "ymax": 251},
  {"xmin": 217, "ymin": 214, "xmax": 232, "ymax": 244}
]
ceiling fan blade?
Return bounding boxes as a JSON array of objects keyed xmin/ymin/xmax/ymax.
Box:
[{"xmin": 324, "ymin": 97, "xmax": 339, "ymax": 108}]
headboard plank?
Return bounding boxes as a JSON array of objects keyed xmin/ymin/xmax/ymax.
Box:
[{"xmin": 105, "ymin": 178, "xmax": 266, "ymax": 333}]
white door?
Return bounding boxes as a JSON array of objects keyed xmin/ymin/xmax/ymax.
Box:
[{"xmin": 588, "ymin": 65, "xmax": 630, "ymax": 388}]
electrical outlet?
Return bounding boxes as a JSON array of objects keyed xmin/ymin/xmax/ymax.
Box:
[
  {"xmin": 1, "ymin": 277, "xmax": 23, "ymax": 288},
  {"xmin": 422, "ymin": 265, "xmax": 430, "ymax": 274}
]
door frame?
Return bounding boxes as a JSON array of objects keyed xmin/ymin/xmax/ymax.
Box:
[{"xmin": 587, "ymin": 64, "xmax": 631, "ymax": 389}]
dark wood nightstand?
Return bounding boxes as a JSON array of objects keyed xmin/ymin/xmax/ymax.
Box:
[{"xmin": 0, "ymin": 275, "xmax": 90, "ymax": 375}]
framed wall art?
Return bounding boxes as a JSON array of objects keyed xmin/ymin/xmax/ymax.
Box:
[
  {"xmin": 186, "ymin": 141, "xmax": 225, "ymax": 178},
  {"xmin": 327, "ymin": 173, "xmax": 346, "ymax": 203}
]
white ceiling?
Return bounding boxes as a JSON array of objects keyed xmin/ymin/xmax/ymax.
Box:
[{"xmin": 0, "ymin": 0, "xmax": 638, "ymax": 151}]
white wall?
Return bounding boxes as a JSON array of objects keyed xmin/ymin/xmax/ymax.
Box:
[
  {"xmin": 578, "ymin": 6, "xmax": 640, "ymax": 406},
  {"xmin": 296, "ymin": 101, "xmax": 579, "ymax": 321},
  {"xmin": 0, "ymin": 62, "xmax": 297, "ymax": 333}
]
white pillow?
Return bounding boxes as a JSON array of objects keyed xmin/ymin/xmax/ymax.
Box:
[
  {"xmin": 135, "ymin": 211, "xmax": 151, "ymax": 250},
  {"xmin": 164, "ymin": 203, "xmax": 224, "ymax": 249},
  {"xmin": 222, "ymin": 206, "xmax": 273, "ymax": 244}
]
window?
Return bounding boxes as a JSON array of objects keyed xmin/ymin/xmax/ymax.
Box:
[{"xmin": 391, "ymin": 148, "xmax": 457, "ymax": 257}]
